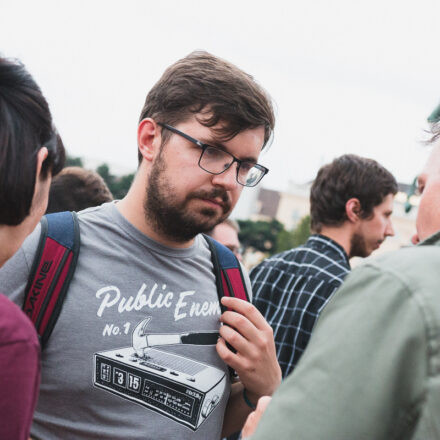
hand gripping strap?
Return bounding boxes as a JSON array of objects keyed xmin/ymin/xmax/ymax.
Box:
[
  {"xmin": 23, "ymin": 211, "xmax": 80, "ymax": 347},
  {"xmin": 204, "ymin": 235, "xmax": 250, "ymax": 312}
]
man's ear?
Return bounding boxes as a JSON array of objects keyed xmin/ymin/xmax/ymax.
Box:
[
  {"xmin": 138, "ymin": 118, "xmax": 161, "ymax": 163},
  {"xmin": 35, "ymin": 147, "xmax": 49, "ymax": 181},
  {"xmin": 345, "ymin": 198, "xmax": 362, "ymax": 223},
  {"xmin": 411, "ymin": 233, "xmax": 420, "ymax": 245}
]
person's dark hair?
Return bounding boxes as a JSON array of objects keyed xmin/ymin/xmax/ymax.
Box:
[
  {"xmin": 138, "ymin": 50, "xmax": 275, "ymax": 163},
  {"xmin": 0, "ymin": 57, "xmax": 65, "ymax": 225},
  {"xmin": 310, "ymin": 154, "xmax": 398, "ymax": 232},
  {"xmin": 46, "ymin": 167, "xmax": 113, "ymax": 214}
]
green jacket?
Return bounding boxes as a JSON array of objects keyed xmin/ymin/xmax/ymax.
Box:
[{"xmin": 252, "ymin": 232, "xmax": 440, "ymax": 440}]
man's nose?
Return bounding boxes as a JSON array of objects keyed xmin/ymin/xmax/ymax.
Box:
[
  {"xmin": 385, "ymin": 220, "xmax": 395, "ymax": 237},
  {"xmin": 211, "ymin": 163, "xmax": 239, "ymax": 190}
]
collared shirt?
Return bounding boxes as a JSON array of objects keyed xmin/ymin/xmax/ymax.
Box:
[
  {"xmin": 251, "ymin": 231, "xmax": 440, "ymax": 440},
  {"xmin": 250, "ymin": 234, "xmax": 350, "ymax": 377}
]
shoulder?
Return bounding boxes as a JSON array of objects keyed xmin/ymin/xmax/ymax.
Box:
[
  {"xmin": 356, "ymin": 244, "xmax": 440, "ymax": 294},
  {"xmin": 251, "ymin": 246, "xmax": 307, "ymax": 272},
  {"xmin": 251, "ymin": 242, "xmax": 348, "ymax": 284},
  {"xmin": 76, "ymin": 201, "xmax": 114, "ymax": 225},
  {"xmin": 331, "ymin": 245, "xmax": 440, "ymax": 337}
]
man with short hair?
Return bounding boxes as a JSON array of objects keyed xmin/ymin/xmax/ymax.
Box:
[
  {"xmin": 0, "ymin": 51, "xmax": 281, "ymax": 440},
  {"xmin": 246, "ymin": 123, "xmax": 440, "ymax": 440},
  {"xmin": 208, "ymin": 218, "xmax": 243, "ymax": 261},
  {"xmin": 0, "ymin": 56, "xmax": 65, "ymax": 440},
  {"xmin": 251, "ymin": 154, "xmax": 397, "ymax": 377},
  {"xmin": 46, "ymin": 166, "xmax": 113, "ymax": 213}
]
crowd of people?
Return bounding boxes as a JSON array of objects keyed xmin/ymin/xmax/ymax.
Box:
[{"xmin": 0, "ymin": 50, "xmax": 439, "ymax": 440}]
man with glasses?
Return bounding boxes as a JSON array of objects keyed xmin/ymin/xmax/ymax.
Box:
[
  {"xmin": 251, "ymin": 154, "xmax": 397, "ymax": 378},
  {"xmin": 0, "ymin": 51, "xmax": 281, "ymax": 440}
]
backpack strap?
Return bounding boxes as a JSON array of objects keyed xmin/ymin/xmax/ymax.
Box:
[
  {"xmin": 23, "ymin": 211, "xmax": 80, "ymax": 347},
  {"xmin": 204, "ymin": 235, "xmax": 250, "ymax": 313}
]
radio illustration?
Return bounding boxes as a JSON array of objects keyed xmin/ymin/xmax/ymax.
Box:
[{"xmin": 94, "ymin": 317, "xmax": 226, "ymax": 430}]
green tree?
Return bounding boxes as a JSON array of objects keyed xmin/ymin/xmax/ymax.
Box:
[
  {"xmin": 237, "ymin": 219, "xmax": 285, "ymax": 254},
  {"xmin": 275, "ymin": 215, "xmax": 311, "ymax": 253},
  {"xmin": 275, "ymin": 228, "xmax": 297, "ymax": 253},
  {"xmin": 111, "ymin": 173, "xmax": 135, "ymax": 199},
  {"xmin": 96, "ymin": 163, "xmax": 134, "ymax": 199},
  {"xmin": 65, "ymin": 155, "xmax": 84, "ymax": 167}
]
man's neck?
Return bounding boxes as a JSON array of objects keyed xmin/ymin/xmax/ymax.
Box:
[
  {"xmin": 0, "ymin": 224, "xmax": 30, "ymax": 268},
  {"xmin": 318, "ymin": 225, "xmax": 353, "ymax": 257},
  {"xmin": 116, "ymin": 173, "xmax": 195, "ymax": 249}
]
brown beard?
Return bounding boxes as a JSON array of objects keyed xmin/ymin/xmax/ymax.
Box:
[
  {"xmin": 349, "ymin": 232, "xmax": 368, "ymax": 258},
  {"xmin": 144, "ymin": 153, "xmax": 231, "ymax": 243}
]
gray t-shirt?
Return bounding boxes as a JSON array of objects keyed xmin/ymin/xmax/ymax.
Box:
[{"xmin": 0, "ymin": 202, "xmax": 251, "ymax": 440}]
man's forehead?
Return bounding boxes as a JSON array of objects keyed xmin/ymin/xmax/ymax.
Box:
[
  {"xmin": 376, "ymin": 193, "xmax": 394, "ymax": 210},
  {"xmin": 213, "ymin": 223, "xmax": 238, "ymax": 239}
]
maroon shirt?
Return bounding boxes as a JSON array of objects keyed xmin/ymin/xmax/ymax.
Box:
[{"xmin": 0, "ymin": 294, "xmax": 40, "ymax": 440}]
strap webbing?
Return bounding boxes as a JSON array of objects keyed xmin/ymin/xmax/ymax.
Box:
[
  {"xmin": 204, "ymin": 234, "xmax": 250, "ymax": 308},
  {"xmin": 23, "ymin": 211, "xmax": 80, "ymax": 347}
]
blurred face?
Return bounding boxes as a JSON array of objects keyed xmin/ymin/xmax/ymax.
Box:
[
  {"xmin": 350, "ymin": 193, "xmax": 395, "ymax": 258},
  {"xmin": 211, "ymin": 222, "xmax": 242, "ymax": 261},
  {"xmin": 144, "ymin": 116, "xmax": 265, "ymax": 243},
  {"xmin": 415, "ymin": 145, "xmax": 440, "ymax": 242}
]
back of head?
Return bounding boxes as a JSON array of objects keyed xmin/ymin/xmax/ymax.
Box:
[
  {"xmin": 138, "ymin": 50, "xmax": 275, "ymax": 163},
  {"xmin": 46, "ymin": 167, "xmax": 113, "ymax": 213},
  {"xmin": 310, "ymin": 154, "xmax": 397, "ymax": 232},
  {"xmin": 0, "ymin": 57, "xmax": 65, "ymax": 225}
]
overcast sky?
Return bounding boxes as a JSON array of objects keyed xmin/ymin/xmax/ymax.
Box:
[{"xmin": 1, "ymin": 0, "xmax": 439, "ymax": 191}]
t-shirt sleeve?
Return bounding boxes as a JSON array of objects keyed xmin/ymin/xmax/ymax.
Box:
[
  {"xmin": 0, "ymin": 223, "xmax": 41, "ymax": 307},
  {"xmin": 251, "ymin": 263, "xmax": 428, "ymax": 440}
]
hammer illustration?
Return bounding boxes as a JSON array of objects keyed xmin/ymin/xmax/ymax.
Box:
[{"xmin": 132, "ymin": 317, "xmax": 220, "ymax": 358}]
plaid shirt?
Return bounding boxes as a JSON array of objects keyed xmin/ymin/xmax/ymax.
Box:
[{"xmin": 251, "ymin": 234, "xmax": 350, "ymax": 377}]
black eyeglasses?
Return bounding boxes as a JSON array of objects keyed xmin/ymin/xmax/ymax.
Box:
[{"xmin": 158, "ymin": 123, "xmax": 269, "ymax": 187}]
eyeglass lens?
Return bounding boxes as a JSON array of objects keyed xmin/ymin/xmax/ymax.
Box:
[{"xmin": 200, "ymin": 146, "xmax": 263, "ymax": 186}]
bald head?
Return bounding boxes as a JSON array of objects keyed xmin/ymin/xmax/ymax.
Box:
[{"xmin": 415, "ymin": 135, "xmax": 440, "ymax": 242}]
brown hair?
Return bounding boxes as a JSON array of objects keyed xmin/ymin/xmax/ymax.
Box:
[
  {"xmin": 46, "ymin": 167, "xmax": 113, "ymax": 213},
  {"xmin": 310, "ymin": 154, "xmax": 397, "ymax": 232},
  {"xmin": 138, "ymin": 51, "xmax": 275, "ymax": 163}
]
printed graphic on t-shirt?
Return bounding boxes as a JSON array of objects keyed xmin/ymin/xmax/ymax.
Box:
[{"xmin": 93, "ymin": 316, "xmax": 226, "ymax": 431}]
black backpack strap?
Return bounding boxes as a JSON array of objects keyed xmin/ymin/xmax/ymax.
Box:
[
  {"xmin": 23, "ymin": 211, "xmax": 80, "ymax": 347},
  {"xmin": 204, "ymin": 234, "xmax": 250, "ymax": 313}
]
